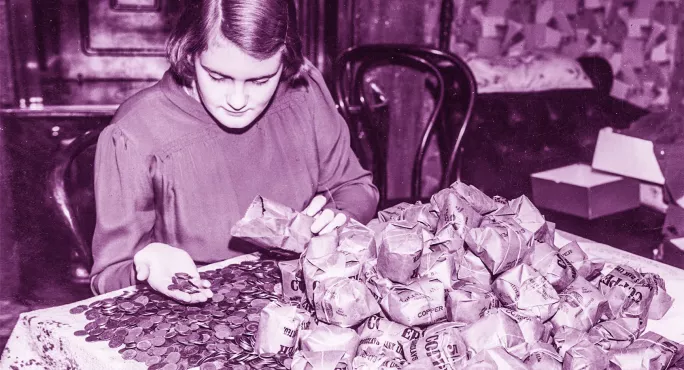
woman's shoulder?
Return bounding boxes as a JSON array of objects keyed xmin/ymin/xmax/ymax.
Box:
[
  {"xmin": 98, "ymin": 84, "xmax": 167, "ymax": 153},
  {"xmin": 112, "ymin": 81, "xmax": 168, "ymax": 128},
  {"xmin": 275, "ymin": 61, "xmax": 335, "ymax": 114}
]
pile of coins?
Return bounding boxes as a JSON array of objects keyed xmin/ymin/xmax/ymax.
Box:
[{"xmin": 70, "ymin": 260, "xmax": 293, "ymax": 370}]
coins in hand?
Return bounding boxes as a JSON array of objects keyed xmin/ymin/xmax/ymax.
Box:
[{"xmin": 167, "ymin": 273, "xmax": 203, "ymax": 294}]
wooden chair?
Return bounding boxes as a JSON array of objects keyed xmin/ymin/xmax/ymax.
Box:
[
  {"xmin": 47, "ymin": 127, "xmax": 103, "ymax": 284},
  {"xmin": 333, "ymin": 44, "xmax": 477, "ymax": 209}
]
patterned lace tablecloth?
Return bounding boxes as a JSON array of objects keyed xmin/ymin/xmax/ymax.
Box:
[{"xmin": 2, "ymin": 233, "xmax": 683, "ymax": 370}]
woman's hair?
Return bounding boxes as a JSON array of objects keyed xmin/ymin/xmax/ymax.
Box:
[{"xmin": 167, "ymin": 0, "xmax": 306, "ymax": 87}]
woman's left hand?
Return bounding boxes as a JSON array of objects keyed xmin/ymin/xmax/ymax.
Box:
[{"xmin": 303, "ymin": 195, "xmax": 348, "ymax": 235}]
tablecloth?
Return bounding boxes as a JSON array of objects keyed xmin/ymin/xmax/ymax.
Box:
[{"xmin": 2, "ymin": 232, "xmax": 683, "ymax": 370}]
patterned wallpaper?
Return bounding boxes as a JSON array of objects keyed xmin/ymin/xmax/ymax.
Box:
[{"xmin": 445, "ymin": 0, "xmax": 681, "ymax": 109}]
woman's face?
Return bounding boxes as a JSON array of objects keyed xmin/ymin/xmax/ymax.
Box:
[{"xmin": 193, "ymin": 36, "xmax": 284, "ymax": 130}]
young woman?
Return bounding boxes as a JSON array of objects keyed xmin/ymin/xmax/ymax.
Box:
[{"xmin": 90, "ymin": 0, "xmax": 378, "ymax": 303}]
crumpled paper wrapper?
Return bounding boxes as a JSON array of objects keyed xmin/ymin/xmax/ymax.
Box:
[
  {"xmin": 449, "ymin": 181, "xmax": 498, "ymax": 215},
  {"xmin": 525, "ymin": 240, "xmax": 577, "ymax": 292},
  {"xmin": 491, "ymin": 308, "xmax": 550, "ymax": 344},
  {"xmin": 446, "ymin": 283, "xmax": 499, "ymax": 325},
  {"xmin": 455, "ymin": 250, "xmax": 493, "ymax": 288},
  {"xmin": 523, "ymin": 342, "xmax": 562, "ymax": 370},
  {"xmin": 379, "ymin": 277, "xmax": 446, "ymax": 327},
  {"xmin": 552, "ymin": 326, "xmax": 600, "ymax": 358},
  {"xmin": 378, "ymin": 202, "xmax": 438, "ymax": 232},
  {"xmin": 357, "ymin": 316, "xmax": 421, "ymax": 360},
  {"xmin": 460, "ymin": 308, "xmax": 526, "ymax": 355},
  {"xmin": 463, "ymin": 346, "xmax": 528, "ymax": 369},
  {"xmin": 608, "ymin": 331, "xmax": 681, "ymax": 370},
  {"xmin": 395, "ymin": 357, "xmax": 436, "ymax": 370},
  {"xmin": 359, "ymin": 259, "xmax": 393, "ymax": 302},
  {"xmin": 338, "ymin": 218, "xmax": 377, "ymax": 263},
  {"xmin": 377, "ymin": 221, "xmax": 424, "ymax": 284},
  {"xmin": 422, "ymin": 322, "xmax": 464, "ymax": 338},
  {"xmin": 563, "ymin": 339, "xmax": 610, "ymax": 370},
  {"xmin": 231, "ymin": 195, "xmax": 315, "ymax": 254},
  {"xmin": 506, "ymin": 195, "xmax": 548, "ymax": 237},
  {"xmin": 299, "ymin": 323, "xmax": 360, "ymax": 360},
  {"xmin": 279, "ymin": 259, "xmax": 306, "ymax": 303},
  {"xmin": 313, "ymin": 277, "xmax": 381, "ymax": 327},
  {"xmin": 418, "ymin": 244, "xmax": 454, "ymax": 289},
  {"xmin": 551, "ymin": 276, "xmax": 609, "ymax": 332},
  {"xmin": 431, "ymin": 188, "xmax": 483, "ymax": 232},
  {"xmin": 466, "ymin": 218, "xmax": 533, "ymax": 275},
  {"xmin": 491, "ymin": 264, "xmax": 560, "ymax": 321},
  {"xmin": 598, "ymin": 265, "xmax": 655, "ymax": 326},
  {"xmin": 640, "ymin": 273, "xmax": 674, "ymax": 320},
  {"xmin": 558, "ymin": 241, "xmax": 604, "ymax": 281},
  {"xmin": 589, "ymin": 317, "xmax": 643, "ymax": 351},
  {"xmin": 302, "ymin": 251, "xmax": 361, "ymax": 304},
  {"xmin": 431, "ymin": 223, "xmax": 468, "ymax": 258},
  {"xmin": 402, "ymin": 327, "xmax": 468, "ymax": 369},
  {"xmin": 306, "ymin": 233, "xmax": 340, "ymax": 259},
  {"xmin": 254, "ymin": 301, "xmax": 311, "ymax": 355},
  {"xmin": 378, "ymin": 202, "xmax": 414, "ymax": 223},
  {"xmin": 351, "ymin": 353, "xmax": 405, "ymax": 369},
  {"xmin": 291, "ymin": 350, "xmax": 351, "ymax": 370}
]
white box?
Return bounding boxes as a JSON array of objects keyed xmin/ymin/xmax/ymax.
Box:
[
  {"xmin": 591, "ymin": 127, "xmax": 665, "ymax": 184},
  {"xmin": 531, "ymin": 163, "xmax": 640, "ymax": 219}
]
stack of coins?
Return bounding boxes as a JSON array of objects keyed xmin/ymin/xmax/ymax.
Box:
[
  {"xmin": 70, "ymin": 260, "xmax": 292, "ymax": 370},
  {"xmin": 168, "ymin": 273, "xmax": 203, "ymax": 294}
]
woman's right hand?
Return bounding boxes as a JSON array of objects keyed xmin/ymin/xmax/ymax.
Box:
[{"xmin": 133, "ymin": 242, "xmax": 213, "ymax": 304}]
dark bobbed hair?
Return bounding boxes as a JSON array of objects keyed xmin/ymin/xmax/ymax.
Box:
[{"xmin": 167, "ymin": 0, "xmax": 307, "ymax": 87}]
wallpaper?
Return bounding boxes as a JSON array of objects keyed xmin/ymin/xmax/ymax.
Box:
[{"xmin": 446, "ymin": 0, "xmax": 681, "ymax": 109}]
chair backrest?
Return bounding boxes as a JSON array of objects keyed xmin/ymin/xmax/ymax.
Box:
[
  {"xmin": 47, "ymin": 126, "xmax": 104, "ymax": 284},
  {"xmin": 333, "ymin": 44, "xmax": 477, "ymax": 207}
]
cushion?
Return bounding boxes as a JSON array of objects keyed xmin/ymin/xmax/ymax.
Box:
[{"xmin": 467, "ymin": 52, "xmax": 594, "ymax": 93}]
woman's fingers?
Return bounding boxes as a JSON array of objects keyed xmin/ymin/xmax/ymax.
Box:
[
  {"xmin": 303, "ymin": 195, "xmax": 327, "ymax": 217},
  {"xmin": 311, "ymin": 209, "xmax": 334, "ymax": 234},
  {"xmin": 319, "ymin": 213, "xmax": 347, "ymax": 235},
  {"xmin": 135, "ymin": 262, "xmax": 150, "ymax": 281},
  {"xmin": 163, "ymin": 289, "xmax": 193, "ymax": 304}
]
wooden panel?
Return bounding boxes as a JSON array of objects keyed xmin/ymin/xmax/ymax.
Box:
[
  {"xmin": 0, "ymin": 116, "xmax": 19, "ymax": 300},
  {"xmin": 0, "ymin": 0, "xmax": 14, "ymax": 107}
]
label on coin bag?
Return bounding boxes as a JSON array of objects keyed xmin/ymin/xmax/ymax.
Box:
[
  {"xmin": 379, "ymin": 277, "xmax": 446, "ymax": 327},
  {"xmin": 279, "ymin": 260, "xmax": 306, "ymax": 303},
  {"xmin": 254, "ymin": 301, "xmax": 308, "ymax": 355},
  {"xmin": 357, "ymin": 315, "xmax": 421, "ymax": 359},
  {"xmin": 402, "ymin": 328, "xmax": 468, "ymax": 369}
]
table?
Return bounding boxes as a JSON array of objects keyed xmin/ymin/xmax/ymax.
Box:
[{"xmin": 2, "ymin": 232, "xmax": 683, "ymax": 370}]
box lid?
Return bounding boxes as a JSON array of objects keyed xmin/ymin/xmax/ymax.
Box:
[
  {"xmin": 591, "ymin": 127, "xmax": 665, "ymax": 184},
  {"xmin": 531, "ymin": 163, "xmax": 625, "ymax": 187}
]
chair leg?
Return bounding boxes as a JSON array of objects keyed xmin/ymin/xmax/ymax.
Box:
[
  {"xmin": 652, "ymin": 242, "xmax": 665, "ymax": 261},
  {"xmin": 69, "ymin": 263, "xmax": 90, "ymax": 285},
  {"xmin": 68, "ymin": 249, "xmax": 90, "ymax": 285}
]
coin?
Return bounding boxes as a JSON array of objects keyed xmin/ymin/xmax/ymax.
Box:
[{"xmin": 71, "ymin": 260, "xmax": 290, "ymax": 369}]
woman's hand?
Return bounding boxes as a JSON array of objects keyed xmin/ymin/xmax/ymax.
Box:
[
  {"xmin": 303, "ymin": 195, "xmax": 348, "ymax": 235},
  {"xmin": 133, "ymin": 243, "xmax": 213, "ymax": 304}
]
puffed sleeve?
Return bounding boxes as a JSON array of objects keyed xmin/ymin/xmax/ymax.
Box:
[
  {"xmin": 89, "ymin": 124, "xmax": 156, "ymax": 294},
  {"xmin": 306, "ymin": 65, "xmax": 380, "ymax": 224}
]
